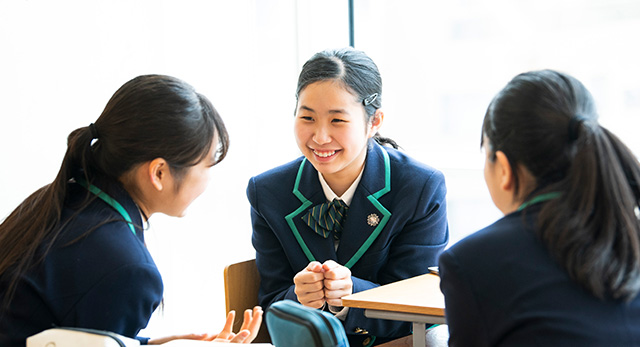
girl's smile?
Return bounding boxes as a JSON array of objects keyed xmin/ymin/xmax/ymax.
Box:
[
  {"xmin": 312, "ymin": 148, "xmax": 340, "ymax": 159},
  {"xmin": 294, "ymin": 80, "xmax": 381, "ymax": 194}
]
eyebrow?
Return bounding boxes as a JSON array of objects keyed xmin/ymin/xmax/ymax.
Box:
[
  {"xmin": 298, "ymin": 105, "xmax": 347, "ymax": 115},
  {"xmin": 299, "ymin": 105, "xmax": 315, "ymax": 113}
]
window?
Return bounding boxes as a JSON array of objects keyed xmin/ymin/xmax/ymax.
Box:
[{"xmin": 1, "ymin": 0, "xmax": 638, "ymax": 337}]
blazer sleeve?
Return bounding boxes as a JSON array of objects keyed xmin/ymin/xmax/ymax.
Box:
[
  {"xmin": 70, "ymin": 262, "xmax": 163, "ymax": 340},
  {"xmin": 247, "ymin": 177, "xmax": 299, "ymax": 308},
  {"xmin": 439, "ymin": 249, "xmax": 490, "ymax": 347},
  {"xmin": 382, "ymin": 169, "xmax": 448, "ymax": 282},
  {"xmin": 341, "ymin": 169, "xmax": 449, "ymax": 337}
]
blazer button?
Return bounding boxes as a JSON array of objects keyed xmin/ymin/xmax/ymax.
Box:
[
  {"xmin": 354, "ymin": 327, "xmax": 369, "ymax": 335},
  {"xmin": 362, "ymin": 336, "xmax": 372, "ymax": 346}
]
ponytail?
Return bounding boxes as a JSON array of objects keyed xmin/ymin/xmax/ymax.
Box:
[
  {"xmin": 538, "ymin": 122, "xmax": 640, "ymax": 301},
  {"xmin": 0, "ymin": 125, "xmax": 96, "ymax": 309},
  {"xmin": 373, "ymin": 133, "xmax": 399, "ymax": 149},
  {"xmin": 484, "ymin": 70, "xmax": 640, "ymax": 301}
]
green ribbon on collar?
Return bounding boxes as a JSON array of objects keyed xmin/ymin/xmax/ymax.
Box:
[
  {"xmin": 517, "ymin": 191, "xmax": 561, "ymax": 211},
  {"xmin": 76, "ymin": 178, "xmax": 137, "ymax": 236}
]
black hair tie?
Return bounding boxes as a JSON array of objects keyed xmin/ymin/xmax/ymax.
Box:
[
  {"xmin": 89, "ymin": 123, "xmax": 99, "ymax": 140},
  {"xmin": 568, "ymin": 115, "xmax": 585, "ymax": 142}
]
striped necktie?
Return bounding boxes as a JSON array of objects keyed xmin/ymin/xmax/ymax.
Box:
[{"xmin": 302, "ymin": 198, "xmax": 349, "ymax": 240}]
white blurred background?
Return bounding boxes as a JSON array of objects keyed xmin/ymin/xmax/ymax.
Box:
[{"xmin": 1, "ymin": 0, "xmax": 639, "ymax": 338}]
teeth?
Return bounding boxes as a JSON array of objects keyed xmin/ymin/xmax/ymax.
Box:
[{"xmin": 313, "ymin": 150, "xmax": 336, "ymax": 158}]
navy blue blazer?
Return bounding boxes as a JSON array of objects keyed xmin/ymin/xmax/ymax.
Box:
[
  {"xmin": 439, "ymin": 205, "xmax": 640, "ymax": 346},
  {"xmin": 247, "ymin": 143, "xmax": 449, "ymax": 344},
  {"xmin": 0, "ymin": 179, "xmax": 162, "ymax": 347}
]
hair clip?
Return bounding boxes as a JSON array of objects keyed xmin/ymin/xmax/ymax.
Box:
[{"xmin": 363, "ymin": 93, "xmax": 378, "ymax": 106}]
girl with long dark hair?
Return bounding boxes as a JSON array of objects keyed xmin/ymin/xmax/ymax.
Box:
[
  {"xmin": 0, "ymin": 75, "xmax": 261, "ymax": 346},
  {"xmin": 439, "ymin": 70, "xmax": 640, "ymax": 346}
]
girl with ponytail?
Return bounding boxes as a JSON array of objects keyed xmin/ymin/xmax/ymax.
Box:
[
  {"xmin": 439, "ymin": 70, "xmax": 640, "ymax": 346},
  {"xmin": 0, "ymin": 75, "xmax": 261, "ymax": 346}
]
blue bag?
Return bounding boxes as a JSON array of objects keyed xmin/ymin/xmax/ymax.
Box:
[{"xmin": 266, "ymin": 300, "xmax": 349, "ymax": 347}]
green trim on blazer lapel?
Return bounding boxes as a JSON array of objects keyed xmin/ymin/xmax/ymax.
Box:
[
  {"xmin": 284, "ymin": 158, "xmax": 316, "ymax": 262},
  {"xmin": 285, "ymin": 146, "xmax": 393, "ymax": 267},
  {"xmin": 344, "ymin": 148, "xmax": 391, "ymax": 268}
]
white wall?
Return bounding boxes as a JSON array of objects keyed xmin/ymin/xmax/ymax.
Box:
[
  {"xmin": 0, "ymin": 0, "xmax": 348, "ymax": 337},
  {"xmin": 1, "ymin": 0, "xmax": 639, "ymax": 339},
  {"xmin": 353, "ymin": 0, "xmax": 640, "ymax": 246}
]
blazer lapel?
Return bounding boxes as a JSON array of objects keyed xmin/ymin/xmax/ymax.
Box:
[
  {"xmin": 337, "ymin": 143, "xmax": 392, "ymax": 268},
  {"xmin": 284, "ymin": 158, "xmax": 337, "ymax": 263}
]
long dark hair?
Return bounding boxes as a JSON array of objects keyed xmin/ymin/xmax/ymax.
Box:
[
  {"xmin": 296, "ymin": 47, "xmax": 398, "ymax": 149},
  {"xmin": 0, "ymin": 74, "xmax": 229, "ymax": 308},
  {"xmin": 483, "ymin": 69, "xmax": 640, "ymax": 301}
]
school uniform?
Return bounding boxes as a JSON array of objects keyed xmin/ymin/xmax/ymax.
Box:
[
  {"xmin": 0, "ymin": 178, "xmax": 162, "ymax": 347},
  {"xmin": 247, "ymin": 142, "xmax": 449, "ymax": 345},
  {"xmin": 439, "ymin": 204, "xmax": 640, "ymax": 346}
]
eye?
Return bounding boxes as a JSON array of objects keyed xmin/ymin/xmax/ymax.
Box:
[
  {"xmin": 299, "ymin": 116, "xmax": 314, "ymax": 121},
  {"xmin": 332, "ymin": 118, "xmax": 346, "ymax": 123}
]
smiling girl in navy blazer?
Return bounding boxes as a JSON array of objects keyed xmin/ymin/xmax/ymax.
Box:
[{"xmin": 247, "ymin": 47, "xmax": 449, "ymax": 346}]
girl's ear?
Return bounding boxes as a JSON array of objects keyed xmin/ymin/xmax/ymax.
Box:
[
  {"xmin": 494, "ymin": 150, "xmax": 514, "ymax": 193},
  {"xmin": 368, "ymin": 109, "xmax": 384, "ymax": 136},
  {"xmin": 148, "ymin": 158, "xmax": 169, "ymax": 191}
]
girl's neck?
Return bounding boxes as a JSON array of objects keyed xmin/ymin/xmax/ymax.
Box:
[
  {"xmin": 322, "ymin": 145, "xmax": 368, "ymax": 196},
  {"xmin": 118, "ymin": 171, "xmax": 153, "ymax": 221},
  {"xmin": 323, "ymin": 176, "xmax": 351, "ymax": 198},
  {"xmin": 323, "ymin": 163, "xmax": 365, "ymax": 197}
]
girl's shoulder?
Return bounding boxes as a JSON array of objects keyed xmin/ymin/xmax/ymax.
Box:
[
  {"xmin": 444, "ymin": 210, "xmax": 535, "ymax": 263},
  {"xmin": 59, "ymin": 183, "xmax": 152, "ymax": 265},
  {"xmin": 249, "ymin": 156, "xmax": 307, "ymax": 184},
  {"xmin": 379, "ymin": 146, "xmax": 445, "ymax": 185},
  {"xmin": 61, "ymin": 204, "xmax": 153, "ymax": 263}
]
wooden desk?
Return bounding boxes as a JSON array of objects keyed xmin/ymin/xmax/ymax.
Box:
[{"xmin": 341, "ymin": 274, "xmax": 445, "ymax": 347}]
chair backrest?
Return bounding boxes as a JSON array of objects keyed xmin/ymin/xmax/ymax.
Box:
[{"xmin": 223, "ymin": 258, "xmax": 270, "ymax": 343}]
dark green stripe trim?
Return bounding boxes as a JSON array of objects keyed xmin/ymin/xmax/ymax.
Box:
[
  {"xmin": 345, "ymin": 149, "xmax": 392, "ymax": 268},
  {"xmin": 285, "ymin": 159, "xmax": 316, "ymax": 262}
]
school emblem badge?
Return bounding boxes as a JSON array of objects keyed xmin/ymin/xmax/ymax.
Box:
[{"xmin": 367, "ymin": 213, "xmax": 380, "ymax": 227}]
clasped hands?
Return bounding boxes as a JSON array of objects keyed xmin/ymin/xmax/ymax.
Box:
[{"xmin": 294, "ymin": 260, "xmax": 353, "ymax": 309}]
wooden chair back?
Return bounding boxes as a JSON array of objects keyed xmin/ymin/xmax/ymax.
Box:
[{"xmin": 223, "ymin": 258, "xmax": 270, "ymax": 343}]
